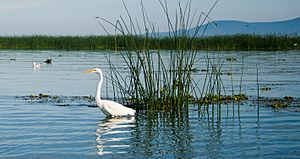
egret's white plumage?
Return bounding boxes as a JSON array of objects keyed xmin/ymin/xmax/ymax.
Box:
[{"xmin": 84, "ymin": 68, "xmax": 135, "ymax": 117}]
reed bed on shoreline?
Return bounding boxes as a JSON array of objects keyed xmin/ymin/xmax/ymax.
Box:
[{"xmin": 0, "ymin": 34, "xmax": 299, "ymax": 51}]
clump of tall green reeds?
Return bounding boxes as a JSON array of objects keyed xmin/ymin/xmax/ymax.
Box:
[{"xmin": 98, "ymin": 0, "xmax": 226, "ymax": 111}]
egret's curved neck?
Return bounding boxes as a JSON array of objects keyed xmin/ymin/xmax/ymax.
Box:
[{"xmin": 96, "ymin": 71, "xmax": 103, "ymax": 103}]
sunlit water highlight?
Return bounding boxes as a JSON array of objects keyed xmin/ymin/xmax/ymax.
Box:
[{"xmin": 0, "ymin": 50, "xmax": 300, "ymax": 158}]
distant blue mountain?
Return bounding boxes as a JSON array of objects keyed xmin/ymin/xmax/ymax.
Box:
[{"xmin": 161, "ymin": 17, "xmax": 300, "ymax": 37}]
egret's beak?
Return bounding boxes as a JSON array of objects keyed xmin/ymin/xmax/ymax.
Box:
[{"xmin": 83, "ymin": 69, "xmax": 96, "ymax": 73}]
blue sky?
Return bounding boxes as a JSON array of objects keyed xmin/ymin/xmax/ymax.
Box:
[{"xmin": 0, "ymin": 0, "xmax": 299, "ymax": 35}]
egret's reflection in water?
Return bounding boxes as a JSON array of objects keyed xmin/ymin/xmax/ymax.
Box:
[
  {"xmin": 96, "ymin": 117, "xmax": 135, "ymax": 156},
  {"xmin": 94, "ymin": 111, "xmax": 194, "ymax": 158}
]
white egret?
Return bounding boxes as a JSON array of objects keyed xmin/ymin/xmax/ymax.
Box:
[
  {"xmin": 32, "ymin": 62, "xmax": 41, "ymax": 68},
  {"xmin": 84, "ymin": 68, "xmax": 136, "ymax": 117}
]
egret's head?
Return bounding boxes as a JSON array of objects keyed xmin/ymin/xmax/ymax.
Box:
[{"xmin": 84, "ymin": 68, "xmax": 102, "ymax": 76}]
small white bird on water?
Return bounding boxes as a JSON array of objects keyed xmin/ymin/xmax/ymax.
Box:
[
  {"xmin": 32, "ymin": 62, "xmax": 41, "ymax": 68},
  {"xmin": 84, "ymin": 68, "xmax": 135, "ymax": 117}
]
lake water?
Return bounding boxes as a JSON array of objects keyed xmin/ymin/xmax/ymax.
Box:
[{"xmin": 0, "ymin": 50, "xmax": 300, "ymax": 158}]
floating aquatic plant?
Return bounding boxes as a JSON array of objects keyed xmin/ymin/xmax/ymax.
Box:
[
  {"xmin": 19, "ymin": 93, "xmax": 96, "ymax": 106},
  {"xmin": 256, "ymin": 96, "xmax": 296, "ymax": 109},
  {"xmin": 260, "ymin": 87, "xmax": 271, "ymax": 91}
]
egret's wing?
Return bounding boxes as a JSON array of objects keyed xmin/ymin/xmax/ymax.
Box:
[{"xmin": 102, "ymin": 100, "xmax": 135, "ymax": 116}]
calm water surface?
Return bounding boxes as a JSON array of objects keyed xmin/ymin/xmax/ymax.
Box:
[{"xmin": 0, "ymin": 50, "xmax": 300, "ymax": 158}]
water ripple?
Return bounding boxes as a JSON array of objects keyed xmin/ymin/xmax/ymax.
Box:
[{"xmin": 1, "ymin": 51, "xmax": 300, "ymax": 158}]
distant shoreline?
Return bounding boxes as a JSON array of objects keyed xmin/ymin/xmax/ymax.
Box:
[{"xmin": 0, "ymin": 35, "xmax": 299, "ymax": 51}]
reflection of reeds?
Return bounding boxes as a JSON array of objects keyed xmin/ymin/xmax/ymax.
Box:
[{"xmin": 256, "ymin": 65, "xmax": 260, "ymax": 117}]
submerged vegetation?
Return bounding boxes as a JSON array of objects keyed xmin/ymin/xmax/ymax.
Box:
[{"xmin": 0, "ymin": 34, "xmax": 299, "ymax": 51}]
